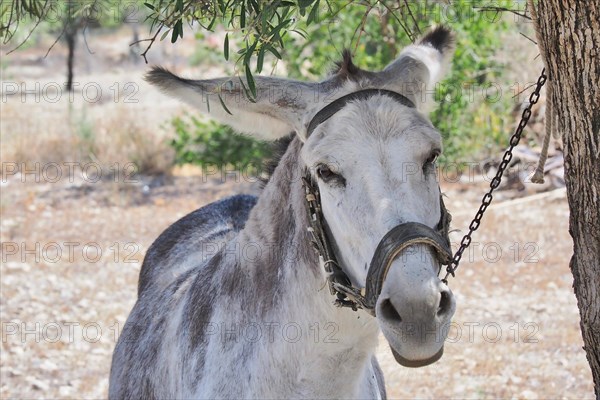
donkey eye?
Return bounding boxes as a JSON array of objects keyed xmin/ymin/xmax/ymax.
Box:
[
  {"xmin": 316, "ymin": 164, "xmax": 345, "ymax": 186},
  {"xmin": 316, "ymin": 164, "xmax": 335, "ymax": 181},
  {"xmin": 424, "ymin": 151, "xmax": 440, "ymax": 166}
]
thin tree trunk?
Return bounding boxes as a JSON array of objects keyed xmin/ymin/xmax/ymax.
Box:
[
  {"xmin": 536, "ymin": 1, "xmax": 600, "ymax": 396},
  {"xmin": 63, "ymin": 2, "xmax": 79, "ymax": 93},
  {"xmin": 65, "ymin": 24, "xmax": 77, "ymax": 92}
]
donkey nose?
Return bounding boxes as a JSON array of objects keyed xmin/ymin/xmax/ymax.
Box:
[
  {"xmin": 378, "ymin": 297, "xmax": 403, "ymax": 322},
  {"xmin": 437, "ymin": 288, "xmax": 453, "ymax": 317},
  {"xmin": 377, "ymin": 284, "xmax": 455, "ymax": 325}
]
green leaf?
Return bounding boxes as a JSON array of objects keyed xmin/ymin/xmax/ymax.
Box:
[
  {"xmin": 143, "ymin": 2, "xmax": 155, "ymax": 10},
  {"xmin": 206, "ymin": 14, "xmax": 217, "ymax": 31},
  {"xmin": 171, "ymin": 20, "xmax": 183, "ymax": 43},
  {"xmin": 249, "ymin": 0, "xmax": 260, "ymax": 14},
  {"xmin": 292, "ymin": 28, "xmax": 308, "ymax": 39},
  {"xmin": 160, "ymin": 28, "xmax": 171, "ymax": 41},
  {"xmin": 266, "ymin": 46, "xmax": 282, "ymax": 59},
  {"xmin": 240, "ymin": 2, "xmax": 246, "ymax": 29},
  {"xmin": 218, "ymin": 93, "xmax": 233, "ymax": 115},
  {"xmin": 307, "ymin": 0, "xmax": 321, "ymax": 24},
  {"xmin": 298, "ymin": 0, "xmax": 314, "ymax": 16},
  {"xmin": 238, "ymin": 77, "xmax": 256, "ymax": 103},
  {"xmin": 256, "ymin": 46, "xmax": 265, "ymax": 73},
  {"xmin": 243, "ymin": 40, "xmax": 257, "ymax": 66},
  {"xmin": 279, "ymin": 4, "xmax": 293, "ymax": 19},
  {"xmin": 224, "ymin": 33, "xmax": 229, "ymax": 60},
  {"xmin": 219, "ymin": 0, "xmax": 228, "ymax": 14},
  {"xmin": 245, "ymin": 63, "xmax": 257, "ymax": 99},
  {"xmin": 270, "ymin": 18, "xmax": 291, "ymax": 39}
]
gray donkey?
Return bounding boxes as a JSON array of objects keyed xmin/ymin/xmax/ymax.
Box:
[{"xmin": 110, "ymin": 26, "xmax": 457, "ymax": 399}]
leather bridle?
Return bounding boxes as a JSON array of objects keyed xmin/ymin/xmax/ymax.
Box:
[{"xmin": 302, "ymin": 89, "xmax": 453, "ymax": 316}]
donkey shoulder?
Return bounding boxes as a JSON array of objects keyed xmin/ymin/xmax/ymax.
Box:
[{"xmin": 137, "ymin": 194, "xmax": 258, "ymax": 295}]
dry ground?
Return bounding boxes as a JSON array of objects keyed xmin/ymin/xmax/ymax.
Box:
[
  {"xmin": 0, "ymin": 25, "xmax": 595, "ymax": 399},
  {"xmin": 0, "ymin": 173, "xmax": 593, "ymax": 399}
]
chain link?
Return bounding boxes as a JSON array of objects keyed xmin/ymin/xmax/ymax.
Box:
[{"xmin": 442, "ymin": 69, "xmax": 547, "ymax": 284}]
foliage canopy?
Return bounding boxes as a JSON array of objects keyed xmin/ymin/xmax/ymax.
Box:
[{"xmin": 2, "ymin": 0, "xmax": 519, "ymax": 166}]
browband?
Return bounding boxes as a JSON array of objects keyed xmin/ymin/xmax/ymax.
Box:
[{"xmin": 306, "ymin": 89, "xmax": 415, "ymax": 137}]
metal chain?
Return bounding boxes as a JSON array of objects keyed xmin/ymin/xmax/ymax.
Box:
[{"xmin": 442, "ymin": 69, "xmax": 547, "ymax": 284}]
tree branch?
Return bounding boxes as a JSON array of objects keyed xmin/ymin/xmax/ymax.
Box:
[
  {"xmin": 376, "ymin": 0, "xmax": 415, "ymax": 42},
  {"xmin": 475, "ymin": 6, "xmax": 531, "ymax": 20},
  {"xmin": 43, "ymin": 25, "xmax": 66, "ymax": 59},
  {"xmin": 130, "ymin": 22, "xmax": 165, "ymax": 64},
  {"xmin": 6, "ymin": 0, "xmax": 50, "ymax": 54}
]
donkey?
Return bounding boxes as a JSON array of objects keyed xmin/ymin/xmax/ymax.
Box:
[{"xmin": 110, "ymin": 26, "xmax": 457, "ymax": 399}]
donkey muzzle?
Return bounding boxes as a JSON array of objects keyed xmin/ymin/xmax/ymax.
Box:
[
  {"xmin": 365, "ymin": 222, "xmax": 452, "ymax": 368},
  {"xmin": 391, "ymin": 346, "xmax": 445, "ymax": 368}
]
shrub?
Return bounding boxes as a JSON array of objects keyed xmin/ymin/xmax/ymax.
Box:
[
  {"xmin": 282, "ymin": 0, "xmax": 515, "ymax": 165},
  {"xmin": 169, "ymin": 114, "xmax": 271, "ymax": 172}
]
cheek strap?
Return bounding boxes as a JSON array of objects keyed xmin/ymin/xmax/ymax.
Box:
[{"xmin": 302, "ymin": 170, "xmax": 452, "ymax": 315}]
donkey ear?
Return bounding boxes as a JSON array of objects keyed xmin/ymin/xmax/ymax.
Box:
[
  {"xmin": 379, "ymin": 26, "xmax": 455, "ymax": 110},
  {"xmin": 146, "ymin": 68, "xmax": 319, "ymax": 140}
]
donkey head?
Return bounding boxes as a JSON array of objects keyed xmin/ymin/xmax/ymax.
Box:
[{"xmin": 148, "ymin": 26, "xmax": 456, "ymax": 367}]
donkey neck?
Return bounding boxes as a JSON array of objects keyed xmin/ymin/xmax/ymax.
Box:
[{"xmin": 233, "ymin": 136, "xmax": 380, "ymax": 396}]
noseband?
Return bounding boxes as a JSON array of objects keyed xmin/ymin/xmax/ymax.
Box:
[{"xmin": 302, "ymin": 89, "xmax": 453, "ymax": 316}]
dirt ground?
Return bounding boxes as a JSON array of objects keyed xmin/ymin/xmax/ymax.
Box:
[
  {"xmin": 0, "ymin": 172, "xmax": 594, "ymax": 399},
  {"xmin": 0, "ymin": 26, "xmax": 595, "ymax": 399}
]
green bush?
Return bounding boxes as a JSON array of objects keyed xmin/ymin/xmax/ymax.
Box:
[
  {"xmin": 282, "ymin": 0, "xmax": 515, "ymax": 165},
  {"xmin": 428, "ymin": 3, "xmax": 512, "ymax": 164},
  {"xmin": 169, "ymin": 114, "xmax": 271, "ymax": 171}
]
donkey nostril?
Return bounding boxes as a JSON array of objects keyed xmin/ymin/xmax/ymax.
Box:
[
  {"xmin": 379, "ymin": 298, "xmax": 402, "ymax": 322},
  {"xmin": 437, "ymin": 290, "xmax": 452, "ymax": 316}
]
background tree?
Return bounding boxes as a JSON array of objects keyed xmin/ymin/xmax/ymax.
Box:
[
  {"xmin": 1, "ymin": 0, "xmax": 132, "ymax": 91},
  {"xmin": 63, "ymin": 1, "xmax": 83, "ymax": 92},
  {"xmin": 531, "ymin": 0, "xmax": 600, "ymax": 395}
]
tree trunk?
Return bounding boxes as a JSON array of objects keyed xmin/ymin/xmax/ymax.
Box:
[
  {"xmin": 63, "ymin": 2, "xmax": 79, "ymax": 93},
  {"xmin": 65, "ymin": 24, "xmax": 77, "ymax": 92},
  {"xmin": 536, "ymin": 1, "xmax": 600, "ymax": 396}
]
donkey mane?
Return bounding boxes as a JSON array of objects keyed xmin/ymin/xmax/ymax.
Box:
[
  {"xmin": 259, "ymin": 133, "xmax": 295, "ymax": 188},
  {"xmin": 332, "ymin": 49, "xmax": 372, "ymax": 82}
]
